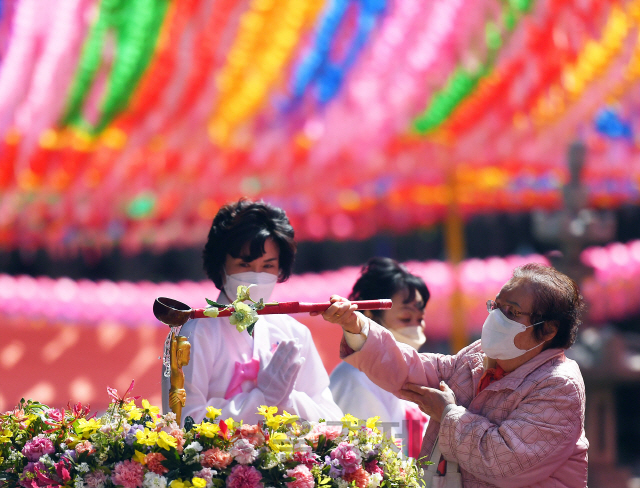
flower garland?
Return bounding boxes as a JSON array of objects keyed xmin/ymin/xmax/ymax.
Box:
[{"xmin": 0, "ymin": 388, "xmax": 422, "ymax": 488}]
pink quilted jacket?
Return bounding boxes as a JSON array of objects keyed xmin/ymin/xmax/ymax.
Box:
[{"xmin": 342, "ymin": 321, "xmax": 589, "ymax": 488}]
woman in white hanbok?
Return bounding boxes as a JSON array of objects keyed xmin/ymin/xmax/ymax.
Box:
[
  {"xmin": 329, "ymin": 257, "xmax": 430, "ymax": 457},
  {"xmin": 167, "ymin": 199, "xmax": 343, "ymax": 425}
]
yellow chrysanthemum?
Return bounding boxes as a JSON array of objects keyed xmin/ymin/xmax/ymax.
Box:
[
  {"xmin": 170, "ymin": 479, "xmax": 193, "ymax": 488},
  {"xmin": 142, "ymin": 399, "xmax": 160, "ymax": 417},
  {"xmin": 257, "ymin": 405, "xmax": 278, "ymax": 418},
  {"xmin": 268, "ymin": 432, "xmax": 291, "ymax": 452},
  {"xmin": 366, "ymin": 416, "xmax": 381, "ymax": 432},
  {"xmin": 136, "ymin": 429, "xmax": 159, "ymax": 446},
  {"xmin": 192, "ymin": 478, "xmax": 206, "ymax": 488},
  {"xmin": 341, "ymin": 414, "xmax": 360, "ymax": 431},
  {"xmin": 265, "ymin": 415, "xmax": 283, "ymax": 430},
  {"xmin": 75, "ymin": 418, "xmax": 101, "ymax": 438},
  {"xmin": 158, "ymin": 431, "xmax": 178, "ymax": 450},
  {"xmin": 205, "ymin": 407, "xmax": 222, "ymax": 420},
  {"xmin": 124, "ymin": 401, "xmax": 143, "ymax": 421},
  {"xmin": 133, "ymin": 450, "xmax": 147, "ymax": 464},
  {"xmin": 0, "ymin": 429, "xmax": 12, "ymax": 443},
  {"xmin": 194, "ymin": 422, "xmax": 220, "ymax": 438},
  {"xmin": 280, "ymin": 410, "xmax": 299, "ymax": 425}
]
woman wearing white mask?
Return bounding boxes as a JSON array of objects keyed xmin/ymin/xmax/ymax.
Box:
[
  {"xmin": 178, "ymin": 198, "xmax": 343, "ymax": 425},
  {"xmin": 318, "ymin": 263, "xmax": 588, "ymax": 488},
  {"xmin": 329, "ymin": 257, "xmax": 430, "ymax": 458}
]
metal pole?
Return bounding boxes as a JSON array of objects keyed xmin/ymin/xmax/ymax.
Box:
[{"xmin": 444, "ymin": 161, "xmax": 467, "ymax": 353}]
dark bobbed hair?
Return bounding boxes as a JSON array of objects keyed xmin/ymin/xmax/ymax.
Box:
[
  {"xmin": 505, "ymin": 262, "xmax": 585, "ymax": 349},
  {"xmin": 202, "ymin": 198, "xmax": 297, "ymax": 289},
  {"xmin": 349, "ymin": 257, "xmax": 430, "ymax": 321}
]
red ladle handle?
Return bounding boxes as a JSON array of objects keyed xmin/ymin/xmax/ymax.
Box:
[{"xmin": 192, "ymin": 299, "xmax": 392, "ymax": 318}]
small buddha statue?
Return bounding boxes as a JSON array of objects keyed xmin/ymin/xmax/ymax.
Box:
[{"xmin": 169, "ymin": 334, "xmax": 191, "ymax": 424}]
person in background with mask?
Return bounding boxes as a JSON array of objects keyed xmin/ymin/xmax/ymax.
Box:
[
  {"xmin": 317, "ymin": 263, "xmax": 588, "ymax": 488},
  {"xmin": 329, "ymin": 257, "xmax": 430, "ymax": 458},
  {"xmin": 178, "ymin": 198, "xmax": 343, "ymax": 424}
]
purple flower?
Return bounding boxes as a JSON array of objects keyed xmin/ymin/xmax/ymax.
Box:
[
  {"xmin": 22, "ymin": 436, "xmax": 55, "ymax": 462},
  {"xmin": 330, "ymin": 442, "xmax": 362, "ymax": 474},
  {"xmin": 62, "ymin": 449, "xmax": 77, "ymax": 461},
  {"xmin": 324, "ymin": 456, "xmax": 344, "ymax": 478},
  {"xmin": 125, "ymin": 424, "xmax": 144, "ymax": 446}
]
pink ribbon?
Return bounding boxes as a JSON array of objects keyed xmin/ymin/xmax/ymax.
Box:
[{"xmin": 224, "ymin": 357, "xmax": 260, "ymax": 400}]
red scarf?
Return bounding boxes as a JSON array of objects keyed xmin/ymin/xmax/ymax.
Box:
[{"xmin": 477, "ymin": 364, "xmax": 507, "ymax": 394}]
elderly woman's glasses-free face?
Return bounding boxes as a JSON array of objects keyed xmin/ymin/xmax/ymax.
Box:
[{"xmin": 486, "ymin": 299, "xmax": 534, "ymax": 322}]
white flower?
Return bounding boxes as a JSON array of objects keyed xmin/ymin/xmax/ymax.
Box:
[
  {"xmin": 75, "ymin": 477, "xmax": 85, "ymax": 488},
  {"xmin": 368, "ymin": 473, "xmax": 383, "ymax": 488},
  {"xmin": 40, "ymin": 454, "xmax": 54, "ymax": 467},
  {"xmin": 203, "ymin": 307, "xmax": 220, "ymax": 318},
  {"xmin": 185, "ymin": 441, "xmax": 203, "ymax": 453},
  {"xmin": 143, "ymin": 472, "xmax": 168, "ymax": 488},
  {"xmin": 337, "ymin": 480, "xmax": 350, "ymax": 488},
  {"xmin": 77, "ymin": 463, "xmax": 90, "ymax": 474}
]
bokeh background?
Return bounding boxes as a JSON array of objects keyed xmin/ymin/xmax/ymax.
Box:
[{"xmin": 2, "ymin": 0, "xmax": 640, "ymax": 485}]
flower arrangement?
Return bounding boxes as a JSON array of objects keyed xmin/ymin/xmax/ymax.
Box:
[
  {"xmin": 0, "ymin": 387, "xmax": 423, "ymax": 488},
  {"xmin": 202, "ymin": 285, "xmax": 268, "ymax": 335}
]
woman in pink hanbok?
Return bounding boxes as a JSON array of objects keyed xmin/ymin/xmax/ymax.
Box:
[{"xmin": 316, "ymin": 263, "xmax": 588, "ymax": 488}]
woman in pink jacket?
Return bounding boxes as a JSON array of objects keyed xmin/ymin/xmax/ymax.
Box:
[{"xmin": 315, "ymin": 263, "xmax": 588, "ymax": 488}]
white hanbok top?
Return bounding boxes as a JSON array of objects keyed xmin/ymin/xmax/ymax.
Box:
[{"xmin": 177, "ymin": 297, "xmax": 343, "ymax": 425}]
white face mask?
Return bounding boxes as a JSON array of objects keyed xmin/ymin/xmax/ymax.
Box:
[
  {"xmin": 480, "ymin": 309, "xmax": 545, "ymax": 360},
  {"xmin": 223, "ymin": 272, "xmax": 278, "ymax": 303},
  {"xmin": 389, "ymin": 326, "xmax": 427, "ymax": 350}
]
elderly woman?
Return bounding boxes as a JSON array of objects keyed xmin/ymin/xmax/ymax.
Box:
[{"xmin": 316, "ymin": 263, "xmax": 588, "ymax": 488}]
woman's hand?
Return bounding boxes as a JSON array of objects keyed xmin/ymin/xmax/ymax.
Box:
[
  {"xmin": 311, "ymin": 295, "xmax": 366, "ymax": 335},
  {"xmin": 400, "ymin": 381, "xmax": 456, "ymax": 421}
]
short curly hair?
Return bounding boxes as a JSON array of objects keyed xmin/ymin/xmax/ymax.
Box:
[
  {"xmin": 349, "ymin": 257, "xmax": 430, "ymax": 322},
  {"xmin": 202, "ymin": 198, "xmax": 297, "ymax": 289},
  {"xmin": 504, "ymin": 263, "xmax": 585, "ymax": 349}
]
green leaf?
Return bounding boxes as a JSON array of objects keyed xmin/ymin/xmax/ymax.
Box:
[{"xmin": 205, "ymin": 298, "xmax": 226, "ymax": 308}]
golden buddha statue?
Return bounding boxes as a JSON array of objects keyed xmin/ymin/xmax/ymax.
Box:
[{"xmin": 169, "ymin": 333, "xmax": 191, "ymax": 424}]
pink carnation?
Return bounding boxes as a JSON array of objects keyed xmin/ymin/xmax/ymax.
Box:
[
  {"xmin": 110, "ymin": 460, "xmax": 145, "ymax": 488},
  {"xmin": 343, "ymin": 467, "xmax": 370, "ymax": 488},
  {"xmin": 305, "ymin": 424, "xmax": 342, "ymax": 445},
  {"xmin": 226, "ymin": 465, "xmax": 262, "ymax": 488},
  {"xmin": 170, "ymin": 429, "xmax": 185, "ymax": 453},
  {"xmin": 364, "ymin": 460, "xmax": 384, "ymax": 477},
  {"xmin": 84, "ymin": 470, "xmax": 108, "ymax": 488},
  {"xmin": 194, "ymin": 468, "xmax": 215, "ymax": 485},
  {"xmin": 45, "ymin": 409, "xmax": 64, "ymax": 423},
  {"xmin": 22, "ymin": 435, "xmax": 55, "ymax": 462},
  {"xmin": 235, "ymin": 424, "xmax": 265, "ymax": 447},
  {"xmin": 75, "ymin": 440, "xmax": 96, "ymax": 455},
  {"xmin": 285, "ymin": 465, "xmax": 314, "ymax": 488},
  {"xmin": 201, "ymin": 448, "xmax": 233, "ymax": 470},
  {"xmin": 330, "ymin": 442, "xmax": 362, "ymax": 474},
  {"xmin": 230, "ymin": 439, "xmax": 258, "ymax": 464},
  {"xmin": 145, "ymin": 453, "xmax": 169, "ymax": 475},
  {"xmin": 292, "ymin": 451, "xmax": 320, "ymax": 469}
]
